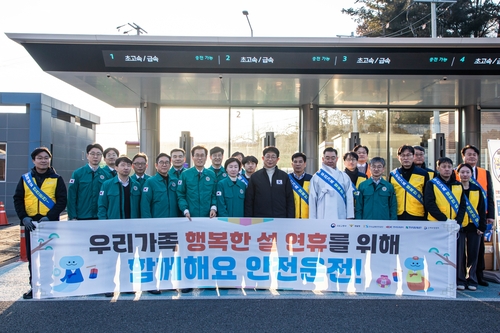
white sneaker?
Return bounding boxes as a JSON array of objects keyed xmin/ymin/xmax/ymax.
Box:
[
  {"xmin": 468, "ymin": 285, "xmax": 477, "ymax": 291},
  {"xmin": 457, "ymin": 285, "xmax": 466, "ymax": 290}
]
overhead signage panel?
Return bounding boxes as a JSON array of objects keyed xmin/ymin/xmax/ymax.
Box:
[{"xmin": 102, "ymin": 49, "xmax": 500, "ymax": 74}]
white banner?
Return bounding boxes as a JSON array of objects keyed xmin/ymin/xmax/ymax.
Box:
[
  {"xmin": 31, "ymin": 218, "xmax": 459, "ymax": 299},
  {"xmin": 488, "ymin": 139, "xmax": 500, "ymax": 269}
]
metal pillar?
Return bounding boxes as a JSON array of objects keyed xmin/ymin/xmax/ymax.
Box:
[
  {"xmin": 459, "ymin": 79, "xmax": 481, "ymax": 162},
  {"xmin": 139, "ymin": 103, "xmax": 160, "ymax": 176},
  {"xmin": 300, "ymin": 103, "xmax": 319, "ymax": 174}
]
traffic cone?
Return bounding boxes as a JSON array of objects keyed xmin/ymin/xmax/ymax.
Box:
[
  {"xmin": 20, "ymin": 225, "xmax": 28, "ymax": 262},
  {"xmin": 0, "ymin": 201, "xmax": 10, "ymax": 226}
]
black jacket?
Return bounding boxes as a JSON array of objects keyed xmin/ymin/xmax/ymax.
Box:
[{"xmin": 244, "ymin": 167, "xmax": 295, "ymax": 218}]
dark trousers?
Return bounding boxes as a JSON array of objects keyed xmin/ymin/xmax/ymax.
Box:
[
  {"xmin": 476, "ymin": 237, "xmax": 486, "ymax": 282},
  {"xmin": 25, "ymin": 228, "xmax": 32, "ymax": 286},
  {"xmin": 457, "ymin": 231, "xmax": 481, "ymax": 286}
]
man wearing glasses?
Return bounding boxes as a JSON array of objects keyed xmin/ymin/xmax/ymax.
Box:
[
  {"xmin": 141, "ymin": 153, "xmax": 179, "ymax": 218},
  {"xmin": 13, "ymin": 147, "xmax": 67, "ymax": 299},
  {"xmin": 309, "ymin": 147, "xmax": 354, "ymax": 220},
  {"xmin": 131, "ymin": 152, "xmax": 150, "ymax": 187},
  {"xmin": 412, "ymin": 145, "xmax": 435, "ymax": 179},
  {"xmin": 244, "ymin": 146, "xmax": 295, "ymax": 218},
  {"xmin": 177, "ymin": 145, "xmax": 217, "ymax": 220},
  {"xmin": 388, "ymin": 145, "xmax": 429, "ymax": 220},
  {"xmin": 67, "ymin": 143, "xmax": 107, "ymax": 220}
]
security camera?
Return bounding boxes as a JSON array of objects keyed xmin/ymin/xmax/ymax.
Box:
[
  {"xmin": 107, "ymin": 74, "xmax": 111, "ymax": 78},
  {"xmin": 442, "ymin": 76, "xmax": 447, "ymax": 81},
  {"xmin": 219, "ymin": 75, "xmax": 223, "ymax": 80}
]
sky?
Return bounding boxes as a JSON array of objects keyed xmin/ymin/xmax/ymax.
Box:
[{"xmin": 0, "ymin": 0, "xmax": 359, "ymax": 152}]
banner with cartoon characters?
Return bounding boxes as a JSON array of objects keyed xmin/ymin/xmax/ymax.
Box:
[
  {"xmin": 30, "ymin": 218, "xmax": 459, "ymax": 299},
  {"xmin": 488, "ymin": 139, "xmax": 500, "ymax": 269}
]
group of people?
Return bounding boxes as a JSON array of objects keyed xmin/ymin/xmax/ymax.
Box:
[{"xmin": 13, "ymin": 142, "xmax": 494, "ymax": 298}]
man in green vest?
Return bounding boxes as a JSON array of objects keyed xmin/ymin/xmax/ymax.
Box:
[
  {"xmin": 132, "ymin": 152, "xmax": 150, "ymax": 187},
  {"xmin": 98, "ymin": 156, "xmax": 141, "ymax": 220},
  {"xmin": 67, "ymin": 143, "xmax": 107, "ymax": 220},
  {"xmin": 208, "ymin": 146, "xmax": 227, "ymax": 182},
  {"xmin": 141, "ymin": 153, "xmax": 179, "ymax": 218},
  {"xmin": 177, "ymin": 145, "xmax": 217, "ymax": 220}
]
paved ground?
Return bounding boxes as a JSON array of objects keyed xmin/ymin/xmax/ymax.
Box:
[
  {"xmin": 1, "ymin": 260, "xmax": 500, "ymax": 333},
  {"xmin": 2, "ymin": 214, "xmax": 500, "ymax": 332}
]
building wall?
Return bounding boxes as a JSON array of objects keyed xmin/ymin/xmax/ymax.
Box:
[{"xmin": 0, "ymin": 93, "xmax": 99, "ymax": 217}]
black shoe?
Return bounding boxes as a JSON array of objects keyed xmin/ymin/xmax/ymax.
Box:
[
  {"xmin": 104, "ymin": 292, "xmax": 114, "ymax": 297},
  {"xmin": 478, "ymin": 280, "xmax": 489, "ymax": 287},
  {"xmin": 180, "ymin": 288, "xmax": 193, "ymax": 293},
  {"xmin": 23, "ymin": 290, "xmax": 33, "ymax": 299},
  {"xmin": 148, "ymin": 290, "xmax": 161, "ymax": 295}
]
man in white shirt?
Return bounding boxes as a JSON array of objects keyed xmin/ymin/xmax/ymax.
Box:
[{"xmin": 309, "ymin": 147, "xmax": 354, "ymax": 219}]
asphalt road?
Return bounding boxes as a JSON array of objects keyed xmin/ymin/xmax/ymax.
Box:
[{"xmin": 1, "ymin": 298, "xmax": 500, "ymax": 332}]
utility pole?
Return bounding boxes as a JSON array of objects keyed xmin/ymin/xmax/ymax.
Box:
[
  {"xmin": 116, "ymin": 23, "xmax": 147, "ymax": 35},
  {"xmin": 415, "ymin": 0, "xmax": 456, "ymax": 38}
]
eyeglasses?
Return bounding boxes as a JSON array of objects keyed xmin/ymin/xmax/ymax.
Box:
[
  {"xmin": 157, "ymin": 161, "xmax": 170, "ymax": 166},
  {"xmin": 35, "ymin": 156, "xmax": 50, "ymax": 161},
  {"xmin": 264, "ymin": 155, "xmax": 278, "ymax": 160},
  {"xmin": 371, "ymin": 165, "xmax": 384, "ymax": 169},
  {"xmin": 194, "ymin": 154, "xmax": 206, "ymax": 159},
  {"xmin": 399, "ymin": 153, "xmax": 413, "ymax": 158},
  {"xmin": 89, "ymin": 152, "xmax": 102, "ymax": 157},
  {"xmin": 345, "ymin": 158, "xmax": 357, "ymax": 162},
  {"xmin": 133, "ymin": 162, "xmax": 146, "ymax": 167}
]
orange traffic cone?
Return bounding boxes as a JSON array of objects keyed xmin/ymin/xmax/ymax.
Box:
[
  {"xmin": 0, "ymin": 201, "xmax": 10, "ymax": 226},
  {"xmin": 20, "ymin": 225, "xmax": 28, "ymax": 262}
]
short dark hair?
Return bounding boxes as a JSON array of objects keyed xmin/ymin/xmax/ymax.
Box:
[
  {"xmin": 242, "ymin": 155, "xmax": 258, "ymax": 165},
  {"xmin": 86, "ymin": 143, "xmax": 103, "ymax": 154},
  {"xmin": 132, "ymin": 152, "xmax": 148, "ymax": 163},
  {"xmin": 398, "ymin": 145, "xmax": 414, "ymax": 156},
  {"xmin": 170, "ymin": 148, "xmax": 185, "ymax": 156},
  {"xmin": 224, "ymin": 157, "xmax": 242, "ymax": 170},
  {"xmin": 413, "ymin": 145, "xmax": 425, "ymax": 153},
  {"xmin": 156, "ymin": 153, "xmax": 171, "ymax": 164},
  {"xmin": 461, "ymin": 144, "xmax": 480, "ymax": 156},
  {"xmin": 370, "ymin": 157, "xmax": 386, "ymax": 167},
  {"xmin": 457, "ymin": 163, "xmax": 474, "ymax": 173},
  {"xmin": 343, "ymin": 152, "xmax": 358, "ymax": 161},
  {"xmin": 103, "ymin": 147, "xmax": 119, "ymax": 157},
  {"xmin": 231, "ymin": 151, "xmax": 245, "ymax": 159},
  {"xmin": 210, "ymin": 146, "xmax": 224, "ymax": 156},
  {"xmin": 31, "ymin": 147, "xmax": 52, "ymax": 160},
  {"xmin": 353, "ymin": 145, "xmax": 369, "ymax": 155},
  {"xmin": 263, "ymin": 146, "xmax": 280, "ymax": 157},
  {"xmin": 291, "ymin": 152, "xmax": 307, "ymax": 162},
  {"xmin": 436, "ymin": 157, "xmax": 453, "ymax": 167},
  {"xmin": 115, "ymin": 156, "xmax": 132, "ymax": 166},
  {"xmin": 323, "ymin": 147, "xmax": 338, "ymax": 156},
  {"xmin": 191, "ymin": 145, "xmax": 208, "ymax": 157}
]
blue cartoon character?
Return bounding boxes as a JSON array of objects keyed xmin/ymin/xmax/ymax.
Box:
[
  {"xmin": 53, "ymin": 255, "xmax": 84, "ymax": 293},
  {"xmin": 404, "ymin": 256, "xmax": 434, "ymax": 292}
]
